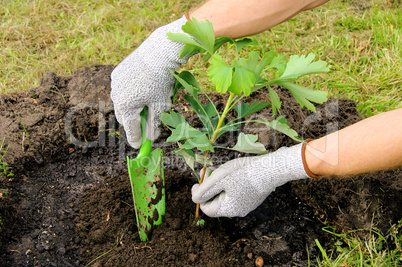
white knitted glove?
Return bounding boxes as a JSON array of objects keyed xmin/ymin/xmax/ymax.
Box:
[
  {"xmin": 192, "ymin": 143, "xmax": 313, "ymax": 217},
  {"xmin": 111, "ymin": 16, "xmax": 190, "ymax": 148}
]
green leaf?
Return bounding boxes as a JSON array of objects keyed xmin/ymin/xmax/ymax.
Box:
[
  {"xmin": 232, "ymin": 133, "xmax": 267, "ymax": 154},
  {"xmin": 196, "ymin": 218, "xmax": 205, "ymax": 226},
  {"xmin": 254, "ymin": 117, "xmax": 302, "ymax": 142},
  {"xmin": 267, "ymin": 86, "xmax": 282, "ymax": 116},
  {"xmin": 228, "ymin": 67, "xmax": 256, "ymax": 96},
  {"xmin": 174, "ymin": 147, "xmax": 197, "ymax": 176},
  {"xmin": 234, "ymin": 52, "xmax": 259, "ymax": 77},
  {"xmin": 208, "ymin": 55, "xmax": 233, "ymax": 94},
  {"xmin": 279, "ymin": 53, "xmax": 330, "ymax": 80},
  {"xmin": 195, "ymin": 154, "xmax": 212, "ymax": 166},
  {"xmin": 276, "ymin": 81, "xmax": 328, "ymax": 112},
  {"xmin": 202, "ymin": 102, "xmax": 218, "ymax": 119},
  {"xmin": 182, "ymin": 18, "xmax": 215, "ymax": 55},
  {"xmin": 234, "ymin": 38, "xmax": 258, "ymax": 51},
  {"xmin": 166, "ymin": 122, "xmax": 214, "ymax": 152},
  {"xmin": 184, "ymin": 94, "xmax": 216, "ymax": 136},
  {"xmin": 182, "ymin": 133, "xmax": 214, "ymax": 152},
  {"xmin": 160, "ymin": 111, "xmax": 186, "ymax": 128},
  {"xmin": 267, "ymin": 55, "xmax": 288, "ymax": 77},
  {"xmin": 179, "ymin": 44, "xmax": 205, "ymax": 59},
  {"xmin": 214, "ymin": 36, "xmax": 234, "ymax": 51},
  {"xmin": 257, "ymin": 51, "xmax": 278, "ymax": 75},
  {"xmin": 167, "ymin": 32, "xmax": 203, "ymax": 51},
  {"xmin": 177, "ymin": 71, "xmax": 201, "ymax": 90},
  {"xmin": 166, "ymin": 122, "xmax": 201, "ymax": 142},
  {"xmin": 215, "ymin": 121, "xmax": 239, "ymax": 139},
  {"xmin": 204, "ymin": 36, "xmax": 234, "ymax": 62},
  {"xmin": 201, "ymin": 103, "xmax": 220, "ymax": 135},
  {"xmin": 173, "ymin": 72, "xmax": 200, "ymax": 99},
  {"xmin": 234, "ymin": 51, "xmax": 277, "ymax": 82},
  {"xmin": 206, "ymin": 117, "xmax": 239, "ymax": 140},
  {"xmin": 184, "ymin": 95, "xmax": 217, "ymax": 119},
  {"xmin": 234, "ymin": 102, "xmax": 270, "ymax": 120}
]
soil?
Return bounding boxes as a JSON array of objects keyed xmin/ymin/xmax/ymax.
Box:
[{"xmin": 0, "ymin": 65, "xmax": 401, "ymax": 266}]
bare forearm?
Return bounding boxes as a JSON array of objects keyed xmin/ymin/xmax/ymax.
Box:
[
  {"xmin": 305, "ymin": 108, "xmax": 402, "ymax": 177},
  {"xmin": 189, "ymin": 0, "xmax": 330, "ymax": 38}
]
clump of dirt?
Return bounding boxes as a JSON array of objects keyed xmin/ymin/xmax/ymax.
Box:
[{"xmin": 0, "ymin": 65, "xmax": 400, "ymax": 266}]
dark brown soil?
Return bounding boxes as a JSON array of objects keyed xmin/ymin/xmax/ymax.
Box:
[{"xmin": 0, "ymin": 65, "xmax": 400, "ymax": 266}]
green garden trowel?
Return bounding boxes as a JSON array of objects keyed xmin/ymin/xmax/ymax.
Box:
[{"xmin": 127, "ymin": 107, "xmax": 165, "ymax": 242}]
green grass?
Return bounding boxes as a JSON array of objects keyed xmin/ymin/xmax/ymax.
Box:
[
  {"xmin": 213, "ymin": 0, "xmax": 402, "ymax": 116},
  {"xmin": 0, "ymin": 0, "xmax": 203, "ymax": 94},
  {"xmin": 1, "ymin": 0, "xmax": 401, "ymax": 115},
  {"xmin": 0, "ymin": 138, "xmax": 13, "ymax": 177},
  {"xmin": 313, "ymin": 220, "xmax": 402, "ymax": 266}
]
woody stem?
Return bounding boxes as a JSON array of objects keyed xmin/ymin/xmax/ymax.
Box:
[{"xmin": 195, "ymin": 92, "xmax": 235, "ymax": 219}]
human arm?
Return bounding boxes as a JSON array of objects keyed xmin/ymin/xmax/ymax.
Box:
[
  {"xmin": 305, "ymin": 108, "xmax": 402, "ymax": 176},
  {"xmin": 189, "ymin": 0, "xmax": 330, "ymax": 38},
  {"xmin": 192, "ymin": 108, "xmax": 402, "ymax": 217}
]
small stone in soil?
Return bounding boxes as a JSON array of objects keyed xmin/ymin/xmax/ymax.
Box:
[{"xmin": 188, "ymin": 253, "xmax": 197, "ymax": 262}]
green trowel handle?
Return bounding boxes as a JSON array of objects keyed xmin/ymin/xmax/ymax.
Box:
[{"xmin": 138, "ymin": 107, "xmax": 152, "ymax": 157}]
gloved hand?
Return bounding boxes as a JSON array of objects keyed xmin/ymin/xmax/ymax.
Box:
[
  {"xmin": 192, "ymin": 143, "xmax": 317, "ymax": 217},
  {"xmin": 111, "ymin": 16, "xmax": 190, "ymax": 148}
]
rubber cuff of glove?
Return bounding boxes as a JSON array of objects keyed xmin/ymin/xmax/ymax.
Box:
[{"xmin": 302, "ymin": 139, "xmax": 319, "ymax": 179}]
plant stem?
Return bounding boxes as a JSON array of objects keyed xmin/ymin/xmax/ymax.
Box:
[{"xmin": 195, "ymin": 92, "xmax": 235, "ymax": 219}]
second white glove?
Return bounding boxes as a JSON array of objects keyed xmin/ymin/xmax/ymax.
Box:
[{"xmin": 192, "ymin": 143, "xmax": 312, "ymax": 217}]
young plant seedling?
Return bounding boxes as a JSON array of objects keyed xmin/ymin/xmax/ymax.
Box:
[{"xmin": 162, "ymin": 18, "xmax": 329, "ymax": 220}]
